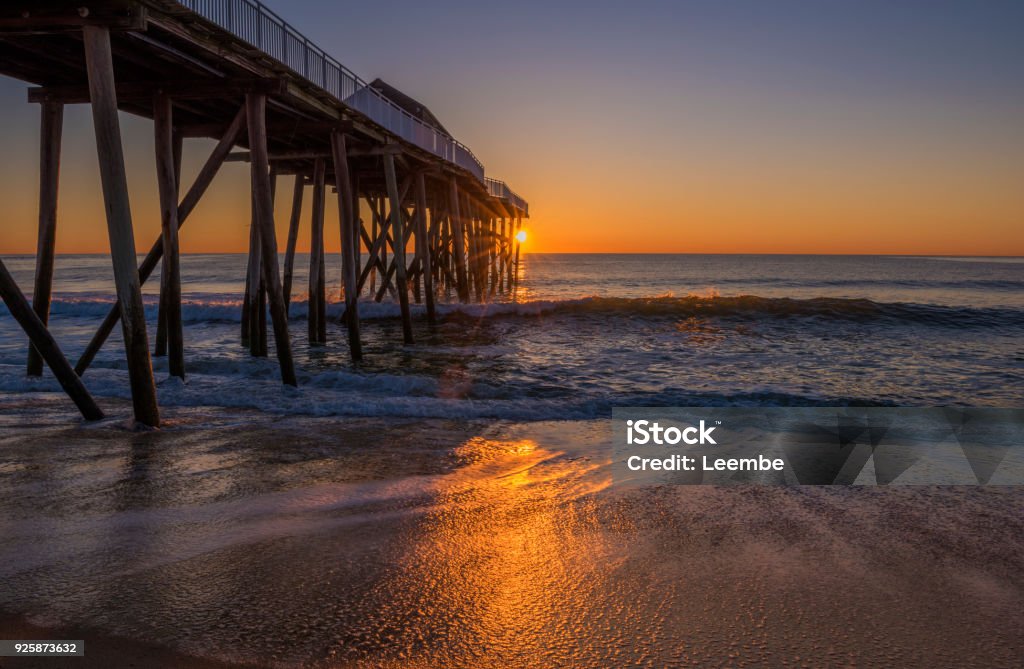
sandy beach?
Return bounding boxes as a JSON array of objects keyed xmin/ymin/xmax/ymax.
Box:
[{"xmin": 1, "ymin": 393, "xmax": 1021, "ymax": 668}]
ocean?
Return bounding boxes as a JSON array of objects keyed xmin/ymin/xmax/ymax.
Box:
[
  {"xmin": 1, "ymin": 253, "xmax": 1022, "ymax": 416},
  {"xmin": 2, "ymin": 253, "xmax": 1023, "ymax": 667}
]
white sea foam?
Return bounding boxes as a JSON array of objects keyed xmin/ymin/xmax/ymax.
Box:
[{"xmin": 1, "ymin": 254, "xmax": 1021, "ymax": 418}]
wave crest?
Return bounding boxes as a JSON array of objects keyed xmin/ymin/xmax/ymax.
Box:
[
  {"xmin": 447, "ymin": 295, "xmax": 1023, "ymax": 328},
  {"xmin": 0, "ymin": 294, "xmax": 1019, "ymax": 328}
]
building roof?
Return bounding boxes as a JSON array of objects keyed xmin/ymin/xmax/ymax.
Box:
[{"xmin": 369, "ymin": 78, "xmax": 452, "ymax": 137}]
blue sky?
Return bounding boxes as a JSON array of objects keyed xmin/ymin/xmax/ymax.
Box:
[{"xmin": 0, "ymin": 0, "xmax": 1021, "ymax": 253}]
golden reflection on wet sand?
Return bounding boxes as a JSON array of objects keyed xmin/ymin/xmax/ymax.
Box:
[{"xmin": 0, "ymin": 401, "xmax": 1022, "ymax": 668}]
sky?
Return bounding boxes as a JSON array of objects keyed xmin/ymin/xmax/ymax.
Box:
[{"xmin": 0, "ymin": 0, "xmax": 1022, "ymax": 255}]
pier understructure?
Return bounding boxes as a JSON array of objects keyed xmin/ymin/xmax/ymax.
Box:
[{"xmin": 0, "ymin": 0, "xmax": 529, "ymax": 425}]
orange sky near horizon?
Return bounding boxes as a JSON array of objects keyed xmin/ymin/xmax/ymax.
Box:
[
  {"xmin": 0, "ymin": 96, "xmax": 1019, "ymax": 258},
  {"xmin": 1, "ymin": 39, "xmax": 1022, "ymax": 259},
  {"xmin": 2, "ymin": 2, "xmax": 1024, "ymax": 258}
]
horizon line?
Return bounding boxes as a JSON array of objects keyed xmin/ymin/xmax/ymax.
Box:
[{"xmin": 2, "ymin": 251, "xmax": 1021, "ymax": 259}]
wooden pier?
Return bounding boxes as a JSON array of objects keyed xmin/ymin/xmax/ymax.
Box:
[{"xmin": 0, "ymin": 0, "xmax": 529, "ymax": 426}]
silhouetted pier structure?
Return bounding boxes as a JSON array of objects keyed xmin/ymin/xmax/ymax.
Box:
[{"xmin": 0, "ymin": 0, "xmax": 529, "ymax": 426}]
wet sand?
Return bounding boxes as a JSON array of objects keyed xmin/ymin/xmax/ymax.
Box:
[
  {"xmin": 0, "ymin": 613, "xmax": 245, "ymax": 669},
  {"xmin": 1, "ymin": 393, "xmax": 1022, "ymax": 668}
]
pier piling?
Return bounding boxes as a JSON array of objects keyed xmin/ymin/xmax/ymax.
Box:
[
  {"xmin": 153, "ymin": 92, "xmax": 184, "ymax": 379},
  {"xmin": 309, "ymin": 157, "xmax": 327, "ymax": 345},
  {"xmin": 83, "ymin": 24, "xmax": 160, "ymax": 427},
  {"xmin": 282, "ymin": 174, "xmax": 305, "ymax": 315},
  {"xmin": 415, "ymin": 172, "xmax": 436, "ymax": 324},
  {"xmin": 246, "ymin": 92, "xmax": 297, "ymax": 386},
  {"xmin": 331, "ymin": 130, "xmax": 363, "ymax": 360},
  {"xmin": 26, "ymin": 100, "xmax": 62, "ymax": 378},
  {"xmin": 0, "ymin": 259, "xmax": 103, "ymax": 421},
  {"xmin": 384, "ymin": 152, "xmax": 414, "ymax": 344},
  {"xmin": 154, "ymin": 124, "xmax": 182, "ymax": 358},
  {"xmin": 448, "ymin": 179, "xmax": 470, "ymax": 303},
  {"xmin": 74, "ymin": 105, "xmax": 246, "ymax": 377}
]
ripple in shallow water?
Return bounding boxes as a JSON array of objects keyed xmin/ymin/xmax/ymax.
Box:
[{"xmin": 0, "ymin": 405, "xmax": 1022, "ymax": 667}]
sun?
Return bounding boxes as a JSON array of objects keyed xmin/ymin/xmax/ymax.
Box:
[{"xmin": 516, "ymin": 230, "xmax": 527, "ymax": 243}]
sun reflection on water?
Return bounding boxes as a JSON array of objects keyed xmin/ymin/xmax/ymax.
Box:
[{"xmin": 337, "ymin": 434, "xmax": 612, "ymax": 667}]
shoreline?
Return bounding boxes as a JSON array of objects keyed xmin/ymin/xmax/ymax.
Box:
[{"xmin": 1, "ymin": 399, "xmax": 1022, "ymax": 667}]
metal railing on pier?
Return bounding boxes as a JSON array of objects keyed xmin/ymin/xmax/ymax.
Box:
[
  {"xmin": 485, "ymin": 178, "xmax": 529, "ymax": 215},
  {"xmin": 176, "ymin": 0, "xmax": 486, "ymax": 182}
]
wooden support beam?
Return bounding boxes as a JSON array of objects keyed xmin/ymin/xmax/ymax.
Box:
[
  {"xmin": 411, "ymin": 246, "xmax": 422, "ymax": 304},
  {"xmin": 255, "ymin": 277, "xmax": 267, "ymax": 354},
  {"xmin": 467, "ymin": 214, "xmax": 476, "ymax": 301},
  {"xmin": 464, "ymin": 196, "xmax": 482, "ymax": 302},
  {"xmin": 472, "ymin": 213, "xmax": 481, "ymax": 300},
  {"xmin": 348, "ymin": 169, "xmax": 362, "ymax": 298},
  {"xmin": 513, "ymin": 216, "xmax": 522, "ymax": 290},
  {"xmin": 331, "ymin": 130, "xmax": 363, "ymax": 360},
  {"xmin": 0, "ymin": 259, "xmax": 103, "ymax": 421},
  {"xmin": 506, "ymin": 217, "xmax": 516, "ymax": 290},
  {"xmin": 356, "ymin": 226, "xmax": 390, "ymax": 297},
  {"xmin": 263, "ymin": 164, "xmax": 275, "ymax": 353},
  {"xmin": 227, "ymin": 149, "xmax": 333, "ymax": 163},
  {"xmin": 75, "ymin": 103, "xmax": 246, "ymax": 376},
  {"xmin": 246, "ymin": 168, "xmax": 277, "ymax": 355},
  {"xmin": 246, "ymin": 92, "xmax": 297, "ymax": 386},
  {"xmin": 383, "ymin": 153, "xmax": 413, "ymax": 344},
  {"xmin": 497, "ymin": 217, "xmax": 506, "ymax": 294},
  {"xmin": 378, "ymin": 196, "xmax": 388, "ymax": 288},
  {"xmin": 484, "ymin": 215, "xmax": 494, "ymax": 297},
  {"xmin": 347, "ymin": 145, "xmax": 405, "ymax": 157},
  {"xmin": 362, "ymin": 197, "xmax": 379, "ymax": 296},
  {"xmin": 427, "ymin": 193, "xmax": 441, "ymax": 291},
  {"xmin": 355, "ymin": 176, "xmax": 410, "ymax": 299},
  {"xmin": 373, "ymin": 261, "xmax": 397, "ymax": 303},
  {"xmin": 177, "ymin": 119, "xmax": 339, "ymax": 140},
  {"xmin": 481, "ymin": 216, "xmax": 490, "ymax": 299},
  {"xmin": 27, "ymin": 78, "xmax": 288, "ymax": 105},
  {"xmin": 153, "ymin": 93, "xmax": 184, "ymax": 379},
  {"xmin": 448, "ymin": 178, "xmax": 470, "ymax": 303},
  {"xmin": 472, "ymin": 201, "xmax": 485, "ymax": 301},
  {"xmin": 478, "ymin": 214, "xmax": 488, "ymax": 301},
  {"xmin": 433, "ymin": 194, "xmax": 451, "ymax": 294},
  {"xmin": 0, "ymin": 3, "xmax": 146, "ymax": 35},
  {"xmin": 431, "ymin": 198, "xmax": 457, "ymax": 294},
  {"xmin": 479, "ymin": 213, "xmax": 489, "ymax": 300},
  {"xmin": 493, "ymin": 217, "xmax": 501, "ymax": 296},
  {"xmin": 415, "ymin": 172, "xmax": 436, "ymax": 325},
  {"xmin": 367, "ymin": 197, "xmax": 378, "ymax": 296},
  {"xmin": 355, "ymin": 201, "xmax": 390, "ymax": 296},
  {"xmin": 83, "ymin": 25, "xmax": 159, "ymax": 426},
  {"xmin": 282, "ymin": 174, "xmax": 304, "ymax": 315},
  {"xmin": 172, "ymin": 129, "xmax": 183, "ymax": 188},
  {"xmin": 240, "ymin": 261, "xmax": 251, "ymax": 348},
  {"xmin": 485, "ymin": 216, "xmax": 493, "ymax": 297},
  {"xmin": 156, "ymin": 127, "xmax": 184, "ymax": 357},
  {"xmin": 26, "ymin": 100, "xmax": 62, "ymax": 377},
  {"xmin": 124, "ymin": 29, "xmax": 224, "ymax": 76},
  {"xmin": 473, "ymin": 198, "xmax": 502, "ymax": 221},
  {"xmin": 242, "ymin": 191, "xmax": 266, "ymax": 355},
  {"xmin": 308, "ymin": 157, "xmax": 326, "ymax": 345},
  {"xmin": 406, "ymin": 200, "xmax": 422, "ymax": 304},
  {"xmin": 490, "ymin": 200, "xmax": 512, "ymax": 221}
]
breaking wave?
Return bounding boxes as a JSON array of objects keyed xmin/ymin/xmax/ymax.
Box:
[{"xmin": 3, "ymin": 294, "xmax": 1019, "ymax": 329}]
